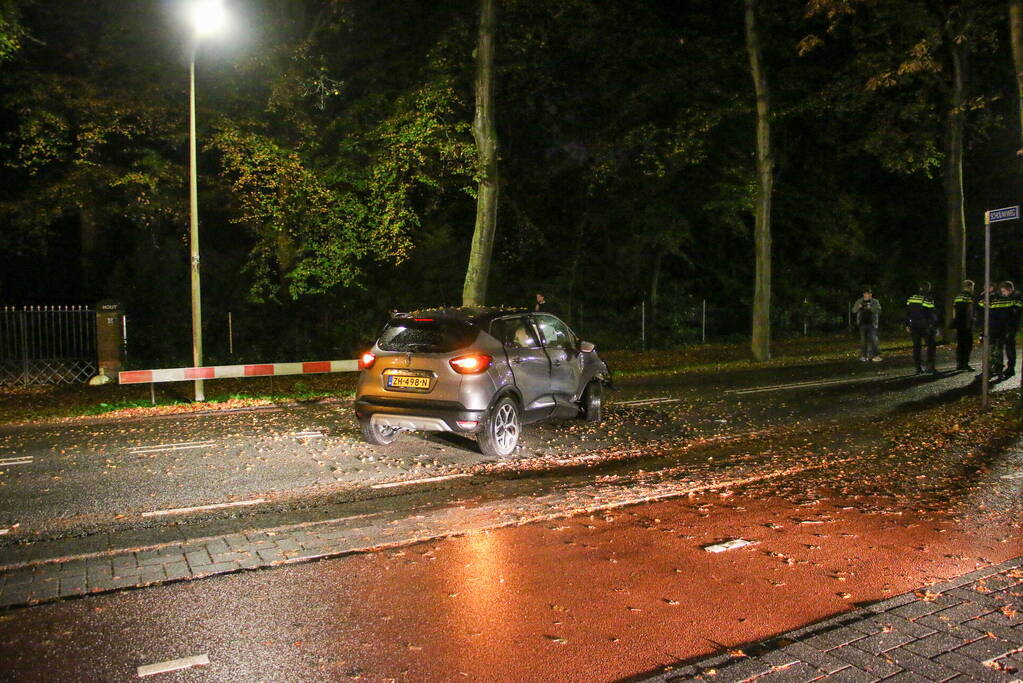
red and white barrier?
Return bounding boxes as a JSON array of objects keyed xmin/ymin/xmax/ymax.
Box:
[{"xmin": 119, "ymin": 359, "xmax": 359, "ymax": 385}]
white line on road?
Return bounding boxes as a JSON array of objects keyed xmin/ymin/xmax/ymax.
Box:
[
  {"xmin": 140, "ymin": 498, "xmax": 266, "ymax": 518},
  {"xmin": 1001, "ymin": 472, "xmax": 1023, "ymax": 480},
  {"xmin": 128, "ymin": 441, "xmax": 216, "ymax": 455},
  {"xmin": 291, "ymin": 430, "xmax": 325, "ymax": 439},
  {"xmin": 617, "ymin": 397, "xmax": 682, "ymax": 406},
  {"xmin": 726, "ymin": 375, "xmax": 895, "ymax": 396},
  {"xmin": 0, "ymin": 456, "xmax": 32, "ymax": 466},
  {"xmin": 137, "ymin": 654, "xmax": 210, "ymax": 678},
  {"xmin": 371, "ymin": 473, "xmax": 471, "ymax": 489}
]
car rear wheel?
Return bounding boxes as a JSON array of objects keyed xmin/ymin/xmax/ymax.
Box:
[
  {"xmin": 360, "ymin": 417, "xmax": 400, "ymax": 446},
  {"xmin": 478, "ymin": 396, "xmax": 520, "ymax": 458},
  {"xmin": 580, "ymin": 380, "xmax": 602, "ymax": 422}
]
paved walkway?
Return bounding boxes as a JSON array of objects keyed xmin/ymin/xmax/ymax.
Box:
[{"xmin": 641, "ymin": 557, "xmax": 1023, "ymax": 683}]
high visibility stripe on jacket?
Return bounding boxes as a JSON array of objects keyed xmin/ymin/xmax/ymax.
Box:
[
  {"xmin": 953, "ymin": 290, "xmax": 974, "ymax": 329},
  {"xmin": 906, "ymin": 294, "xmax": 937, "ymax": 327},
  {"xmin": 981, "ymin": 294, "xmax": 1019, "ymax": 330}
]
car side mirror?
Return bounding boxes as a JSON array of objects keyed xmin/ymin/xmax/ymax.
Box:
[{"xmin": 579, "ymin": 341, "xmax": 595, "ymax": 353}]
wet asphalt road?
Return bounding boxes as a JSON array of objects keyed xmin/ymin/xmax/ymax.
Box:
[
  {"xmin": 0, "ymin": 346, "xmax": 1014, "ymax": 543},
  {"xmin": 1, "ymin": 346, "xmax": 1023, "ymax": 680},
  {"xmin": 1, "ymin": 411, "xmax": 1021, "ymax": 682}
]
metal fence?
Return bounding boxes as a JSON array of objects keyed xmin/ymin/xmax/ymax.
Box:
[{"xmin": 0, "ymin": 306, "xmax": 97, "ymax": 386}]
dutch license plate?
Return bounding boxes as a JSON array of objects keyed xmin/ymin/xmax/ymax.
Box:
[{"xmin": 387, "ymin": 375, "xmax": 430, "ymax": 390}]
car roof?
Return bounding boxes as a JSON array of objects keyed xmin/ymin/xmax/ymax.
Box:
[{"xmin": 392, "ymin": 306, "xmax": 532, "ymax": 327}]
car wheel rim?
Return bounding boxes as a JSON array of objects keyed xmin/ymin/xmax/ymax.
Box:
[{"xmin": 494, "ymin": 403, "xmax": 519, "ymax": 452}]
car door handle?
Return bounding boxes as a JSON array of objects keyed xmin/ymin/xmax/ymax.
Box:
[
  {"xmin": 552, "ymin": 359, "xmax": 562, "ymax": 367},
  {"xmin": 512, "ymin": 357, "xmax": 525, "ymax": 364}
]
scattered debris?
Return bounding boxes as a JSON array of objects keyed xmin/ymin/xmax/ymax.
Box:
[{"xmin": 703, "ymin": 538, "xmax": 757, "ymax": 553}]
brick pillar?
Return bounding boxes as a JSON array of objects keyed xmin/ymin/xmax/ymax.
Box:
[{"xmin": 95, "ymin": 300, "xmax": 123, "ymax": 377}]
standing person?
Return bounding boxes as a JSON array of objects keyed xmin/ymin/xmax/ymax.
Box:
[
  {"xmin": 997, "ymin": 281, "xmax": 1021, "ymax": 380},
  {"xmin": 905, "ymin": 282, "xmax": 939, "ymax": 374},
  {"xmin": 851, "ymin": 288, "xmax": 882, "ymax": 362},
  {"xmin": 952, "ymin": 279, "xmax": 975, "ymax": 371},
  {"xmin": 979, "ymin": 281, "xmax": 1016, "ymax": 379},
  {"xmin": 534, "ymin": 292, "xmax": 559, "ymax": 315}
]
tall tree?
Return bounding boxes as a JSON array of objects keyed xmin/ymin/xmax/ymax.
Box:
[
  {"xmin": 804, "ymin": 0, "xmax": 1003, "ymax": 328},
  {"xmin": 1011, "ymin": 1, "xmax": 1023, "ymax": 150},
  {"xmin": 461, "ymin": 0, "xmax": 499, "ymax": 306},
  {"xmin": 745, "ymin": 0, "xmax": 774, "ymax": 361}
]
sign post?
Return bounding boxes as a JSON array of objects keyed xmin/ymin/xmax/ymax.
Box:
[{"xmin": 981, "ymin": 205, "xmax": 1019, "ymax": 408}]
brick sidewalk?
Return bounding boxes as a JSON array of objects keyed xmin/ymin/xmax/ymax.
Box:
[{"xmin": 641, "ymin": 557, "xmax": 1023, "ymax": 683}]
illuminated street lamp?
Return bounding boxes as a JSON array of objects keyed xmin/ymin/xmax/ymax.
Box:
[{"xmin": 185, "ymin": 0, "xmax": 227, "ymax": 402}]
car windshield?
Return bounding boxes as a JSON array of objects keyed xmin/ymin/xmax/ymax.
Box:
[{"xmin": 377, "ymin": 319, "xmax": 479, "ymax": 353}]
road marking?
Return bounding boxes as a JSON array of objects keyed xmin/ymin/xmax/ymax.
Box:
[
  {"xmin": 1001, "ymin": 472, "xmax": 1023, "ymax": 480},
  {"xmin": 617, "ymin": 397, "xmax": 681, "ymax": 407},
  {"xmin": 726, "ymin": 375, "xmax": 896, "ymax": 396},
  {"xmin": 128, "ymin": 441, "xmax": 215, "ymax": 455},
  {"xmin": 291, "ymin": 430, "xmax": 325, "ymax": 439},
  {"xmin": 371, "ymin": 473, "xmax": 471, "ymax": 489},
  {"xmin": 0, "ymin": 456, "xmax": 32, "ymax": 466},
  {"xmin": 137, "ymin": 654, "xmax": 210, "ymax": 677},
  {"xmin": 140, "ymin": 498, "xmax": 265, "ymax": 517}
]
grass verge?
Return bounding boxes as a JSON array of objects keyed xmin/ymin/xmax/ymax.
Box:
[{"xmin": 0, "ymin": 333, "xmax": 923, "ymax": 426}]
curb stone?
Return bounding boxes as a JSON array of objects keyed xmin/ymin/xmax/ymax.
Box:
[{"xmin": 636, "ymin": 556, "xmax": 1023, "ymax": 683}]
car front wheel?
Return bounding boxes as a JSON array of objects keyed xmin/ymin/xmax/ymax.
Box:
[
  {"xmin": 359, "ymin": 417, "xmax": 400, "ymax": 446},
  {"xmin": 478, "ymin": 396, "xmax": 521, "ymax": 458},
  {"xmin": 580, "ymin": 380, "xmax": 602, "ymax": 422}
]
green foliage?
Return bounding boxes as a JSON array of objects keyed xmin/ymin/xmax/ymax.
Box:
[
  {"xmin": 0, "ymin": 0, "xmax": 25, "ymax": 65},
  {"xmin": 1, "ymin": 0, "xmax": 1021, "ymax": 364}
]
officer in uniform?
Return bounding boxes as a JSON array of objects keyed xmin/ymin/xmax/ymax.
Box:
[
  {"xmin": 905, "ymin": 282, "xmax": 939, "ymax": 374},
  {"xmin": 1000, "ymin": 282, "xmax": 1021, "ymax": 380},
  {"xmin": 952, "ymin": 279, "xmax": 975, "ymax": 371},
  {"xmin": 980, "ymin": 282, "xmax": 1016, "ymax": 379}
]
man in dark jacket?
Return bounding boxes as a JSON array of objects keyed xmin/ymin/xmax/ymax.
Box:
[
  {"xmin": 990, "ymin": 281, "xmax": 1021, "ymax": 380},
  {"xmin": 979, "ymin": 282, "xmax": 1013, "ymax": 379},
  {"xmin": 905, "ymin": 282, "xmax": 939, "ymax": 374},
  {"xmin": 851, "ymin": 288, "xmax": 882, "ymax": 361},
  {"xmin": 952, "ymin": 279, "xmax": 975, "ymax": 371}
]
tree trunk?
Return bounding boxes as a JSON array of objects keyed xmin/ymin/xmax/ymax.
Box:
[
  {"xmin": 566, "ymin": 215, "xmax": 587, "ymax": 326},
  {"xmin": 943, "ymin": 37, "xmax": 967, "ymax": 333},
  {"xmin": 745, "ymin": 0, "xmax": 773, "ymax": 361},
  {"xmin": 1011, "ymin": 1, "xmax": 1023, "ymax": 150},
  {"xmin": 79, "ymin": 201, "xmax": 99, "ymax": 296},
  {"xmin": 650, "ymin": 249, "xmax": 663, "ymax": 346},
  {"xmin": 461, "ymin": 0, "xmax": 499, "ymax": 307}
]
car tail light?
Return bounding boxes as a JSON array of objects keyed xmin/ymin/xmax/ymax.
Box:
[
  {"xmin": 457, "ymin": 420, "xmax": 479, "ymax": 430},
  {"xmin": 449, "ymin": 353, "xmax": 492, "ymax": 374},
  {"xmin": 358, "ymin": 351, "xmax": 376, "ymax": 370}
]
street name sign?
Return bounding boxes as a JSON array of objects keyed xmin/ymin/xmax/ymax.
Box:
[{"xmin": 985, "ymin": 206, "xmax": 1020, "ymax": 223}]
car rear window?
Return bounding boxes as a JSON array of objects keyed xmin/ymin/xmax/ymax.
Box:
[{"xmin": 377, "ymin": 319, "xmax": 479, "ymax": 353}]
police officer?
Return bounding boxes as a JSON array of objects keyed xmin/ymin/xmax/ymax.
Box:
[
  {"xmin": 980, "ymin": 281, "xmax": 1015, "ymax": 379},
  {"xmin": 999, "ymin": 282, "xmax": 1020, "ymax": 380},
  {"xmin": 952, "ymin": 279, "xmax": 975, "ymax": 371},
  {"xmin": 905, "ymin": 282, "xmax": 938, "ymax": 374}
]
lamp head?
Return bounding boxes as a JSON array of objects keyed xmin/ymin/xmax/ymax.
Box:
[{"xmin": 189, "ymin": 0, "xmax": 227, "ymax": 38}]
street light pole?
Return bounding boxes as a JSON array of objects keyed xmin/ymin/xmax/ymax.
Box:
[
  {"xmin": 189, "ymin": 46, "xmax": 204, "ymax": 402},
  {"xmin": 184, "ymin": 0, "xmax": 227, "ymax": 402}
]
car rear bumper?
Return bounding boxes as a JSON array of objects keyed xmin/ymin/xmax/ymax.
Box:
[{"xmin": 354, "ymin": 396, "xmax": 485, "ymax": 433}]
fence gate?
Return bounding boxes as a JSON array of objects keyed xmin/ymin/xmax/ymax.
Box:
[{"xmin": 0, "ymin": 306, "xmax": 98, "ymax": 386}]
